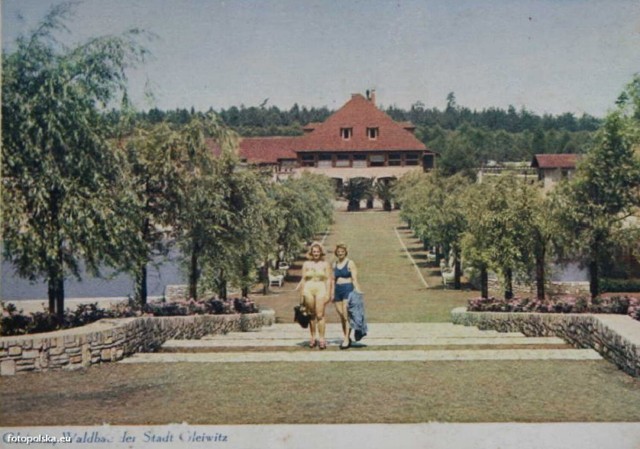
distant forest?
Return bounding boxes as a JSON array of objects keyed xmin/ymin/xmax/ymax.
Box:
[{"xmin": 128, "ymin": 92, "xmax": 602, "ymax": 165}]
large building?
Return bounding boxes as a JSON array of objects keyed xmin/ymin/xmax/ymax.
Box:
[{"xmin": 237, "ymin": 91, "xmax": 437, "ymax": 183}]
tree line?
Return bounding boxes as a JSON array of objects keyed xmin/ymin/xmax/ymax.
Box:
[
  {"xmin": 2, "ymin": 6, "xmax": 334, "ymax": 317},
  {"xmin": 393, "ymin": 77, "xmax": 640, "ymax": 300}
]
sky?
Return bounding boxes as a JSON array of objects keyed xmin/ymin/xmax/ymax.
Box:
[{"xmin": 3, "ymin": 0, "xmax": 640, "ymax": 117}]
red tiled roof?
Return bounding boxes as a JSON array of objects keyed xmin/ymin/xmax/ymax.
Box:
[
  {"xmin": 531, "ymin": 154, "xmax": 581, "ymax": 169},
  {"xmin": 295, "ymin": 94, "xmax": 427, "ymax": 152},
  {"xmin": 238, "ymin": 136, "xmax": 299, "ymax": 164}
]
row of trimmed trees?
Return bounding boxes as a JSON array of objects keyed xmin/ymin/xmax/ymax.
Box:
[
  {"xmin": 343, "ymin": 177, "xmax": 397, "ymax": 212},
  {"xmin": 2, "ymin": 7, "xmax": 334, "ymax": 317},
  {"xmin": 394, "ymin": 77, "xmax": 640, "ymax": 300}
]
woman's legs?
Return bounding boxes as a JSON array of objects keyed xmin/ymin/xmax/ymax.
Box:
[
  {"xmin": 315, "ymin": 295, "xmax": 328, "ymax": 348},
  {"xmin": 334, "ymin": 300, "xmax": 350, "ymax": 347},
  {"xmin": 302, "ymin": 293, "xmax": 317, "ymax": 347}
]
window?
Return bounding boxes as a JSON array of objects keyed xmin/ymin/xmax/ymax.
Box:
[
  {"xmin": 370, "ymin": 154, "xmax": 385, "ymax": 167},
  {"xmin": 388, "ymin": 153, "xmax": 402, "ymax": 166},
  {"xmin": 301, "ymin": 154, "xmax": 315, "ymax": 167},
  {"xmin": 561, "ymin": 169, "xmax": 570, "ymax": 179},
  {"xmin": 336, "ymin": 154, "xmax": 350, "ymax": 167},
  {"xmin": 367, "ymin": 127, "xmax": 379, "ymax": 140},
  {"xmin": 405, "ymin": 153, "xmax": 419, "ymax": 166},
  {"xmin": 353, "ymin": 154, "xmax": 367, "ymax": 168},
  {"xmin": 340, "ymin": 128, "xmax": 353, "ymax": 140},
  {"xmin": 318, "ymin": 153, "xmax": 332, "ymax": 168}
]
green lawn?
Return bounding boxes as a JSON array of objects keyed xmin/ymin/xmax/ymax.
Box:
[{"xmin": 2, "ymin": 360, "xmax": 639, "ymax": 425}]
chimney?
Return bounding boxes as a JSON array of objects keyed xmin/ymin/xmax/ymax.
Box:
[{"xmin": 370, "ymin": 89, "xmax": 376, "ymax": 105}]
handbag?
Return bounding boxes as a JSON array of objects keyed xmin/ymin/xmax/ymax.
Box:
[{"xmin": 294, "ymin": 304, "xmax": 310, "ymax": 329}]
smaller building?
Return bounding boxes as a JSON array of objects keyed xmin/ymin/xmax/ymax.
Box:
[{"xmin": 531, "ymin": 154, "xmax": 582, "ymax": 191}]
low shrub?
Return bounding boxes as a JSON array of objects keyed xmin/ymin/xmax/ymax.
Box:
[
  {"xmin": 467, "ymin": 295, "xmax": 640, "ymax": 322},
  {"xmin": 0, "ymin": 296, "xmax": 260, "ymax": 337},
  {"xmin": 601, "ymin": 278, "xmax": 640, "ymax": 293}
]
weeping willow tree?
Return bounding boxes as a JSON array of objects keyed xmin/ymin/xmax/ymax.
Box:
[{"xmin": 2, "ymin": 4, "xmax": 147, "ymax": 316}]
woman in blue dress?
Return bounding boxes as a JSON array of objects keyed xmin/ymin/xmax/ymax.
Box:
[{"xmin": 330, "ymin": 243, "xmax": 363, "ymax": 349}]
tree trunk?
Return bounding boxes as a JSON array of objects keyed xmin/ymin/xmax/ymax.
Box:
[
  {"xmin": 136, "ymin": 218, "xmax": 150, "ymax": 305},
  {"xmin": 383, "ymin": 199, "xmax": 392, "ymax": 211},
  {"xmin": 454, "ymin": 256, "xmax": 462, "ymax": 290},
  {"xmin": 422, "ymin": 238, "xmax": 429, "ymax": 251},
  {"xmin": 47, "ymin": 264, "xmax": 64, "ymax": 319},
  {"xmin": 135, "ymin": 263, "xmax": 148, "ymax": 305},
  {"xmin": 535, "ymin": 247, "xmax": 546, "ymax": 301},
  {"xmin": 219, "ymin": 268, "xmax": 227, "ymax": 300},
  {"xmin": 47, "ymin": 189, "xmax": 65, "ymax": 318},
  {"xmin": 188, "ymin": 246, "xmax": 199, "ymax": 301},
  {"xmin": 589, "ymin": 259, "xmax": 599, "ymax": 300},
  {"xmin": 480, "ymin": 266, "xmax": 488, "ymax": 299},
  {"xmin": 261, "ymin": 258, "xmax": 269, "ymax": 295},
  {"xmin": 366, "ymin": 198, "xmax": 374, "ymax": 209},
  {"xmin": 504, "ymin": 268, "xmax": 514, "ymax": 300},
  {"xmin": 241, "ymin": 261, "xmax": 250, "ymax": 297}
]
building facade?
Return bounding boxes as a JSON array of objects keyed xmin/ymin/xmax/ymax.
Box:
[{"xmin": 237, "ymin": 91, "xmax": 437, "ymax": 183}]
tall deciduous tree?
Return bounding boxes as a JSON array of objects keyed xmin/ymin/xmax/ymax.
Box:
[
  {"xmin": 2, "ymin": 5, "xmax": 146, "ymax": 316},
  {"xmin": 553, "ymin": 83, "xmax": 640, "ymax": 298},
  {"xmin": 121, "ymin": 122, "xmax": 187, "ymax": 304}
]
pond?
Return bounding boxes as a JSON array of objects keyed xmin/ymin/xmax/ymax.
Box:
[{"xmin": 1, "ymin": 251, "xmax": 186, "ymax": 301}]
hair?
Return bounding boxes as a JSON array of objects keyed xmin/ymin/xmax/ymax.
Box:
[
  {"xmin": 306, "ymin": 241, "xmax": 326, "ymax": 260},
  {"xmin": 334, "ymin": 243, "xmax": 348, "ymax": 257}
]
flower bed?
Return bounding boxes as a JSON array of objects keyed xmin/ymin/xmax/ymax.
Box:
[
  {"xmin": 1, "ymin": 297, "xmax": 258, "ymax": 337},
  {"xmin": 467, "ymin": 295, "xmax": 640, "ymax": 322}
]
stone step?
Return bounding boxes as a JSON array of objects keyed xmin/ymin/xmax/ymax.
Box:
[
  {"xmin": 203, "ymin": 323, "xmax": 528, "ymax": 340},
  {"xmin": 121, "ymin": 348, "xmax": 602, "ymax": 364},
  {"xmin": 163, "ymin": 336, "xmax": 567, "ymax": 349}
]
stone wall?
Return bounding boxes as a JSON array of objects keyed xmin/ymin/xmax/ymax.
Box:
[
  {"xmin": 451, "ymin": 307, "xmax": 640, "ymax": 377},
  {"xmin": 0, "ymin": 310, "xmax": 275, "ymax": 376}
]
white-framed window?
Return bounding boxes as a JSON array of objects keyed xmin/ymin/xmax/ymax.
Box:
[
  {"xmin": 340, "ymin": 128, "xmax": 353, "ymax": 140},
  {"xmin": 367, "ymin": 127, "xmax": 379, "ymax": 140}
]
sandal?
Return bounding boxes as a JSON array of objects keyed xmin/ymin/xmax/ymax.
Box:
[
  {"xmin": 319, "ymin": 340, "xmax": 327, "ymax": 350},
  {"xmin": 309, "ymin": 339, "xmax": 317, "ymax": 349},
  {"xmin": 340, "ymin": 339, "xmax": 351, "ymax": 350}
]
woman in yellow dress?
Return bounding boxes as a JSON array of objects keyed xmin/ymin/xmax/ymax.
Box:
[{"xmin": 299, "ymin": 242, "xmax": 332, "ymax": 349}]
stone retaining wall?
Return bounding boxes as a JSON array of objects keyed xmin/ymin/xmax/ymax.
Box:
[
  {"xmin": 451, "ymin": 307, "xmax": 640, "ymax": 377},
  {"xmin": 0, "ymin": 310, "xmax": 275, "ymax": 376}
]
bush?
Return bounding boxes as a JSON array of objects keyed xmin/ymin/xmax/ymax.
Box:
[
  {"xmin": 601, "ymin": 278, "xmax": 640, "ymax": 293},
  {"xmin": 467, "ymin": 295, "xmax": 640, "ymax": 322},
  {"xmin": 0, "ymin": 296, "xmax": 260, "ymax": 336}
]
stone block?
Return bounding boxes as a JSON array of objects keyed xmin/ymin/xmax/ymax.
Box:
[
  {"xmin": 49, "ymin": 346, "xmax": 65, "ymax": 356},
  {"xmin": 22, "ymin": 350, "xmax": 39, "ymax": 359},
  {"xmin": 69, "ymin": 355, "xmax": 82, "ymax": 364},
  {"xmin": 1, "ymin": 360, "xmax": 16, "ymax": 376},
  {"xmin": 8, "ymin": 346, "xmax": 22, "ymax": 356},
  {"xmin": 82, "ymin": 344, "xmax": 91, "ymax": 367},
  {"xmin": 21, "ymin": 340, "xmax": 33, "ymax": 350},
  {"xmin": 100, "ymin": 349, "xmax": 112, "ymax": 361},
  {"xmin": 16, "ymin": 364, "xmax": 35, "ymax": 372}
]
